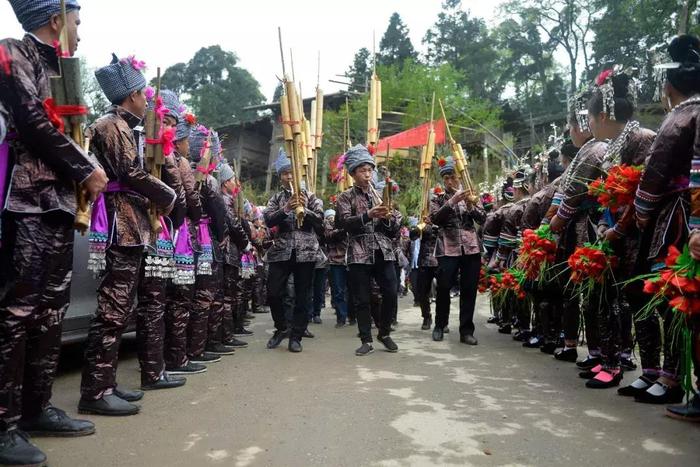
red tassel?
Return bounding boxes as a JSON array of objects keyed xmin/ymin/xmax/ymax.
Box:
[{"xmin": 367, "ymin": 144, "xmax": 376, "ymax": 156}]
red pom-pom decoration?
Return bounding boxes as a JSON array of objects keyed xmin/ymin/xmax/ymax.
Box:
[{"xmin": 596, "ymin": 68, "xmax": 614, "ymax": 86}]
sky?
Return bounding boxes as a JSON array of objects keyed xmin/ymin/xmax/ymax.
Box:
[{"xmin": 0, "ymin": 0, "xmax": 501, "ymax": 101}]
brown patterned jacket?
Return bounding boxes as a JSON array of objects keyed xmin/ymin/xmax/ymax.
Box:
[
  {"xmin": 264, "ymin": 187, "xmax": 324, "ymax": 263},
  {"xmin": 335, "ymin": 185, "xmax": 402, "ymax": 264},
  {"xmin": 430, "ymin": 190, "xmax": 486, "ymax": 257},
  {"xmin": 87, "ymin": 106, "xmax": 175, "ymax": 247},
  {"xmin": 0, "ymin": 34, "xmax": 97, "ymax": 215}
]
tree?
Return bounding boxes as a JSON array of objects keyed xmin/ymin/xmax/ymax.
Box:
[
  {"xmin": 590, "ymin": 0, "xmax": 680, "ymax": 101},
  {"xmin": 379, "ymin": 13, "xmax": 417, "ymax": 67},
  {"xmin": 423, "ymin": 0, "xmax": 503, "ymax": 100},
  {"xmin": 494, "ymin": 15, "xmax": 566, "ymax": 116},
  {"xmin": 346, "ymin": 47, "xmax": 371, "ymax": 93},
  {"xmin": 324, "ymin": 58, "xmax": 501, "ymax": 214},
  {"xmin": 502, "ymin": 0, "xmax": 599, "ymax": 94},
  {"xmin": 157, "ymin": 46, "xmax": 265, "ymax": 127},
  {"xmin": 81, "ymin": 59, "xmax": 110, "ymax": 125}
]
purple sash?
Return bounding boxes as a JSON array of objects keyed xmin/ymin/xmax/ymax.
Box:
[
  {"xmin": 87, "ymin": 182, "xmax": 130, "ymax": 274},
  {"xmin": 196, "ymin": 217, "xmax": 213, "ymax": 276},
  {"xmin": 173, "ymin": 219, "xmax": 195, "ymax": 285}
]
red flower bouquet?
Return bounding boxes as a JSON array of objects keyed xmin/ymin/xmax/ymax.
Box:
[
  {"xmin": 587, "ymin": 164, "xmax": 643, "ymax": 214},
  {"xmin": 639, "ymin": 245, "xmax": 700, "ymax": 317},
  {"xmin": 636, "ymin": 245, "xmax": 700, "ymax": 399},
  {"xmin": 491, "ymin": 268, "xmax": 527, "ymax": 306},
  {"xmin": 478, "ymin": 266, "xmax": 490, "ymax": 294},
  {"xmin": 567, "ymin": 241, "xmax": 617, "ymax": 306},
  {"xmin": 518, "ymin": 225, "xmax": 557, "ymax": 282}
]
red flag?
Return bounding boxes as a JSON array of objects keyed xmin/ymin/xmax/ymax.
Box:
[{"xmin": 376, "ymin": 119, "xmax": 446, "ymax": 152}]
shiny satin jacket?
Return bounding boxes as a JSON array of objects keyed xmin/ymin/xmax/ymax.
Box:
[
  {"xmin": 323, "ymin": 216, "xmax": 348, "ymax": 265},
  {"xmin": 221, "ymin": 192, "xmax": 250, "ymax": 266},
  {"xmin": 164, "ymin": 151, "xmax": 202, "ymax": 230},
  {"xmin": 87, "ymin": 106, "xmax": 175, "ymax": 247},
  {"xmin": 335, "ymin": 185, "xmax": 403, "ymax": 265},
  {"xmin": 264, "ymin": 187, "xmax": 324, "ymax": 263},
  {"xmin": 521, "ymin": 178, "xmax": 561, "ymax": 231},
  {"xmin": 497, "ymin": 197, "xmax": 530, "ymax": 262},
  {"xmin": 409, "ymin": 225, "xmax": 438, "ymax": 268},
  {"xmin": 598, "ymin": 128, "xmax": 656, "ymax": 275},
  {"xmin": 635, "ymin": 101, "xmax": 700, "ymax": 261},
  {"xmin": 430, "ymin": 190, "xmax": 487, "ymax": 257},
  {"xmin": 554, "ymin": 139, "xmax": 608, "ymax": 253},
  {"xmin": 197, "ymin": 174, "xmax": 228, "ymax": 262},
  {"xmin": 482, "ymin": 204, "xmax": 511, "ymax": 255},
  {"xmin": 0, "ymin": 35, "xmax": 97, "ymax": 215}
]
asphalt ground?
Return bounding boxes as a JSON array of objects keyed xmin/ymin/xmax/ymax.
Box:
[{"xmin": 37, "ymin": 294, "xmax": 699, "ymax": 466}]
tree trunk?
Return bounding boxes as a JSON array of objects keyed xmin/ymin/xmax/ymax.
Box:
[{"xmin": 679, "ymin": 0, "xmax": 691, "ymax": 34}]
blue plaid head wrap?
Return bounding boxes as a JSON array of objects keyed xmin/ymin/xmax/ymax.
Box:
[{"xmin": 9, "ymin": 0, "xmax": 80, "ymax": 32}]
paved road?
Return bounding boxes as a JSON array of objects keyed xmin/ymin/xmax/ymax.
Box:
[{"xmin": 40, "ymin": 295, "xmax": 698, "ymax": 466}]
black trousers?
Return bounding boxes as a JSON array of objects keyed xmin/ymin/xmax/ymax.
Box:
[
  {"xmin": 267, "ymin": 253, "xmax": 314, "ymax": 341},
  {"xmin": 81, "ymin": 245, "xmax": 143, "ymax": 399},
  {"xmin": 435, "ymin": 254, "xmax": 481, "ymax": 337},
  {"xmin": 0, "ymin": 212, "xmax": 74, "ymax": 429},
  {"xmin": 347, "ymin": 251, "xmax": 397, "ymax": 343},
  {"xmin": 416, "ymin": 266, "xmax": 437, "ymax": 319}
]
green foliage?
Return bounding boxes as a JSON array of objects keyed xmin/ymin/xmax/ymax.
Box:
[
  {"xmin": 346, "ymin": 47, "xmax": 371, "ymax": 93},
  {"xmin": 590, "ymin": 0, "xmax": 680, "ymax": 101},
  {"xmin": 379, "ymin": 13, "xmax": 417, "ymax": 67},
  {"xmin": 157, "ymin": 46, "xmax": 265, "ymax": 128},
  {"xmin": 423, "ymin": 0, "xmax": 503, "ymax": 100},
  {"xmin": 322, "ymin": 58, "xmax": 500, "ymax": 219},
  {"xmin": 80, "ymin": 58, "xmax": 110, "ymax": 125}
]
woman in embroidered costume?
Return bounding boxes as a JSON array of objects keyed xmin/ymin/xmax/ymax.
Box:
[
  {"xmin": 581, "ymin": 69, "xmax": 656, "ymax": 389},
  {"xmin": 633, "ymin": 35, "xmax": 700, "ymax": 410}
]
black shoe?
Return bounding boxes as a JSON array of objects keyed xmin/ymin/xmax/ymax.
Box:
[
  {"xmin": 303, "ymin": 328, "xmax": 315, "ymax": 338},
  {"xmin": 206, "ymin": 343, "xmax": 236, "ymax": 355},
  {"xmin": 223, "ymin": 337, "xmax": 249, "ymax": 348},
  {"xmin": 18, "ymin": 406, "xmax": 95, "ymax": 437},
  {"xmin": 355, "ymin": 343, "xmax": 375, "ymax": 356},
  {"xmin": 113, "ymin": 386, "xmax": 144, "ymax": 402},
  {"xmin": 540, "ymin": 342, "xmax": 557, "ymax": 355},
  {"xmin": 635, "ymin": 382, "xmax": 685, "ymax": 405},
  {"xmin": 421, "ymin": 316, "xmax": 432, "ymax": 331},
  {"xmin": 335, "ymin": 321, "xmax": 347, "ymax": 328},
  {"xmin": 312, "ymin": 316, "xmax": 322, "ymax": 324},
  {"xmin": 253, "ymin": 307, "xmax": 268, "ymax": 314},
  {"xmin": 554, "ymin": 348, "xmax": 578, "ymax": 362},
  {"xmin": 266, "ymin": 329, "xmax": 290, "ymax": 349},
  {"xmin": 288, "ymin": 339, "xmax": 303, "ymax": 353},
  {"xmin": 166, "ymin": 361, "xmax": 207, "ymax": 375},
  {"xmin": 234, "ymin": 328, "xmax": 254, "ymax": 337},
  {"xmin": 618, "ymin": 375, "xmax": 655, "ymax": 397},
  {"xmin": 0, "ymin": 429, "xmax": 47, "ymax": 467},
  {"xmin": 78, "ymin": 394, "xmax": 139, "ymax": 416},
  {"xmin": 498, "ymin": 324, "xmax": 512, "ymax": 334},
  {"xmin": 142, "ymin": 373, "xmax": 186, "ymax": 391},
  {"xmin": 585, "ymin": 370, "xmax": 623, "ymax": 389},
  {"xmin": 513, "ymin": 330, "xmax": 531, "ymax": 342},
  {"xmin": 189, "ymin": 352, "xmax": 221, "ymax": 364},
  {"xmin": 378, "ymin": 335, "xmax": 398, "ymax": 352},
  {"xmin": 575, "ymin": 355, "xmax": 601, "ymax": 370},
  {"xmin": 460, "ymin": 335, "xmax": 478, "ymax": 345},
  {"xmin": 523, "ymin": 336, "xmax": 542, "ymax": 348},
  {"xmin": 443, "ymin": 326, "xmax": 450, "ymax": 334},
  {"xmin": 348, "ymin": 318, "xmax": 357, "ymax": 326},
  {"xmin": 620, "ymin": 356, "xmax": 637, "ymax": 371},
  {"xmin": 666, "ymin": 394, "xmax": 700, "ymax": 422},
  {"xmin": 432, "ymin": 327, "xmax": 444, "ymax": 342},
  {"xmin": 487, "ymin": 316, "xmax": 500, "ymax": 324}
]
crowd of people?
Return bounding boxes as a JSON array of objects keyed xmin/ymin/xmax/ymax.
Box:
[{"xmin": 1, "ymin": 1, "xmax": 699, "ymax": 466}]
